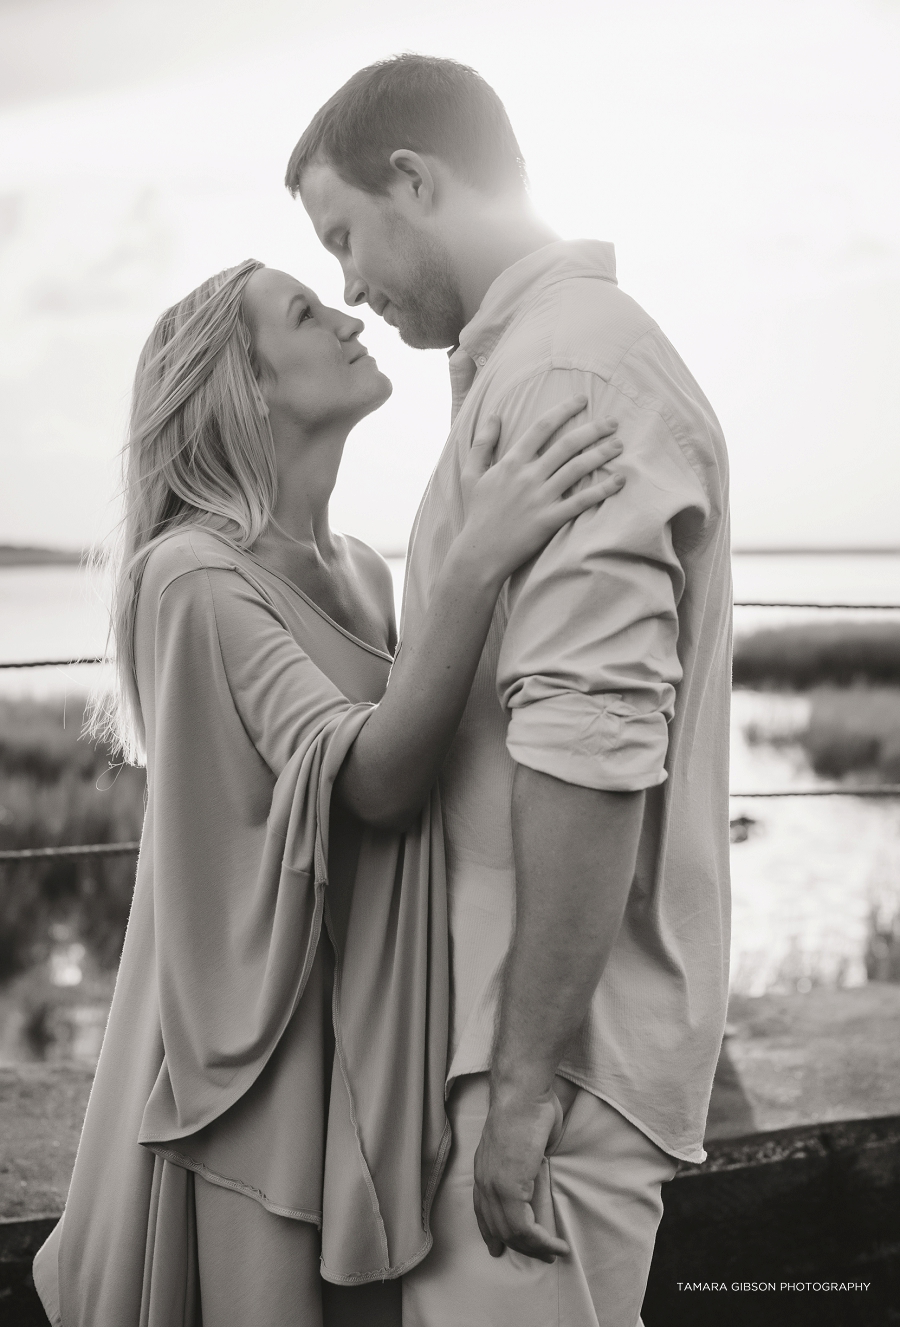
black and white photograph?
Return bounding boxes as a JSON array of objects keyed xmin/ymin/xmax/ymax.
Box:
[{"xmin": 0, "ymin": 1, "xmax": 898, "ymax": 1324}]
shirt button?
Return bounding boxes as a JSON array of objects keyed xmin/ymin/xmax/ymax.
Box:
[{"xmin": 477, "ymin": 355, "xmax": 487, "ymax": 367}]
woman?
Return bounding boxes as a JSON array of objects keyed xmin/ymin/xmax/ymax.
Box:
[{"xmin": 33, "ymin": 258, "xmax": 624, "ymax": 1327}]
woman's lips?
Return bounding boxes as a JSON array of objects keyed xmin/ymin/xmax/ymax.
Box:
[{"xmin": 350, "ymin": 350, "xmax": 378, "ymax": 368}]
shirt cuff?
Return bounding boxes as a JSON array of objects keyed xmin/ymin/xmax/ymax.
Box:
[{"xmin": 506, "ymin": 691, "xmax": 669, "ymax": 792}]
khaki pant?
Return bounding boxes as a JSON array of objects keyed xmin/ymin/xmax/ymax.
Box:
[{"xmin": 403, "ymin": 1074, "xmax": 678, "ymax": 1327}]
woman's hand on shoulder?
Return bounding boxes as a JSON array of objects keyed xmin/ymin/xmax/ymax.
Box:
[{"xmin": 456, "ymin": 396, "xmax": 625, "ymax": 587}]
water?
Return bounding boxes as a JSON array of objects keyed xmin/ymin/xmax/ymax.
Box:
[
  {"xmin": 729, "ymin": 690, "xmax": 900, "ymax": 995},
  {"xmin": 2, "ymin": 551, "xmax": 900, "ymax": 997},
  {"xmin": 731, "ymin": 550, "xmax": 900, "ymax": 609},
  {"xmin": 0, "ymin": 559, "xmax": 405, "ymax": 700},
  {"xmin": 0, "ymin": 563, "xmax": 113, "ymax": 700},
  {"xmin": 4, "ymin": 551, "xmax": 899, "ymax": 692},
  {"xmin": 726, "ymin": 554, "xmax": 900, "ymax": 995},
  {"xmin": 731, "ymin": 549, "xmax": 900, "ymax": 637}
]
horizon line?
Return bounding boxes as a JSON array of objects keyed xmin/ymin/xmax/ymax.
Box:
[
  {"xmin": 730, "ymin": 546, "xmax": 900, "ymax": 556},
  {"xmin": 3, "ymin": 541, "xmax": 900, "ymax": 567}
]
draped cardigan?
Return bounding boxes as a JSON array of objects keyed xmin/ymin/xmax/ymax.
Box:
[{"xmin": 37, "ymin": 529, "xmax": 450, "ymax": 1325}]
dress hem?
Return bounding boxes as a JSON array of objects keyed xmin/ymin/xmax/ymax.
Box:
[
  {"xmin": 146, "ymin": 1145, "xmax": 323, "ymax": 1226},
  {"xmin": 320, "ymin": 1231, "xmax": 433, "ymax": 1286}
]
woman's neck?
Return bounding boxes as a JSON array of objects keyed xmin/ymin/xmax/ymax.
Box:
[
  {"xmin": 260, "ymin": 419, "xmax": 349, "ymax": 565},
  {"xmin": 249, "ymin": 417, "xmax": 392, "ymax": 650}
]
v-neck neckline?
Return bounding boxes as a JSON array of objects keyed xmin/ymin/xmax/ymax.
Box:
[{"xmin": 238, "ymin": 545, "xmax": 394, "ymax": 663}]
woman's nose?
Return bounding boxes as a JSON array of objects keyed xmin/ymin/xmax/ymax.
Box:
[{"xmin": 337, "ymin": 314, "xmax": 365, "ymax": 341}]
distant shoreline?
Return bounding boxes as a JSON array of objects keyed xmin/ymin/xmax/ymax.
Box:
[
  {"xmin": 2, "ymin": 544, "xmax": 898, "ymax": 570},
  {"xmin": 731, "ymin": 547, "xmax": 900, "ymax": 556},
  {"xmin": 0, "ymin": 545, "xmax": 84, "ymax": 567}
]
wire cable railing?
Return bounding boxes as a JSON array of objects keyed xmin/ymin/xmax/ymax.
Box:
[
  {"xmin": 0, "ymin": 842, "xmax": 141, "ymax": 862},
  {"xmin": 733, "ymin": 601, "xmax": 900, "ymax": 611},
  {"xmin": 2, "ymin": 597, "xmax": 899, "ymax": 862},
  {"xmin": 732, "ymin": 786, "xmax": 900, "ymax": 798},
  {"xmin": 2, "ymin": 598, "xmax": 899, "ymax": 672},
  {"xmin": 0, "ymin": 656, "xmax": 106, "ymax": 670}
]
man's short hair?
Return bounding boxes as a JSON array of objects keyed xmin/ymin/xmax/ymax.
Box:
[{"xmin": 285, "ymin": 54, "xmax": 528, "ymax": 198}]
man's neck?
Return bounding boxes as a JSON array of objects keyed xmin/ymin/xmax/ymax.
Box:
[{"xmin": 446, "ymin": 200, "xmax": 560, "ymax": 325}]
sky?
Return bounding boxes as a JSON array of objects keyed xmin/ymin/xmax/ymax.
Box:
[{"xmin": 0, "ymin": 0, "xmax": 898, "ymax": 553}]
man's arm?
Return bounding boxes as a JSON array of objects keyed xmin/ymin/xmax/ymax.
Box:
[
  {"xmin": 469, "ymin": 365, "xmax": 709, "ymax": 1262},
  {"xmin": 473, "ymin": 768, "xmax": 644, "ymax": 1262}
]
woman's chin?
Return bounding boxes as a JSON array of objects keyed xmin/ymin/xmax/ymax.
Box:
[
  {"xmin": 365, "ymin": 370, "xmax": 394, "ymax": 411},
  {"xmin": 342, "ymin": 370, "xmax": 393, "ymax": 430}
]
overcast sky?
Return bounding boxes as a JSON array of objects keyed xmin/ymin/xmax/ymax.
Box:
[{"xmin": 0, "ymin": 0, "xmax": 897, "ymax": 552}]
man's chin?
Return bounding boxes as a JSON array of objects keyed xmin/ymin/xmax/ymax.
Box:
[{"xmin": 397, "ymin": 321, "xmax": 459, "ymax": 351}]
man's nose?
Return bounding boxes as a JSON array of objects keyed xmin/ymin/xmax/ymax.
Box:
[{"xmin": 343, "ymin": 270, "xmax": 369, "ymax": 307}]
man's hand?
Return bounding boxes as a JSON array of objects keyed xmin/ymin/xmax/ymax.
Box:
[
  {"xmin": 472, "ymin": 771, "xmax": 645, "ymax": 1263},
  {"xmin": 473, "ymin": 1084, "xmax": 571, "ymax": 1263}
]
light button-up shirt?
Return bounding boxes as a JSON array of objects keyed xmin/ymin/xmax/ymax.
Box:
[{"xmin": 402, "ymin": 240, "xmax": 732, "ymax": 1162}]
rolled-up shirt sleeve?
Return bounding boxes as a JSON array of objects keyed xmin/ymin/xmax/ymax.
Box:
[{"xmin": 495, "ymin": 366, "xmax": 710, "ymax": 791}]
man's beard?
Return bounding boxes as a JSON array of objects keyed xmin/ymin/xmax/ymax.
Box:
[{"xmin": 388, "ymin": 221, "xmax": 466, "ymax": 350}]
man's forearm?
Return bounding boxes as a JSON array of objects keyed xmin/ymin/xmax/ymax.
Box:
[{"xmin": 492, "ymin": 765, "xmax": 645, "ymax": 1098}]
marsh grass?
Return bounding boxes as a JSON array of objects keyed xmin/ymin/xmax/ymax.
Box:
[
  {"xmin": 735, "ymin": 620, "xmax": 900, "ymax": 783},
  {"xmin": 804, "ymin": 687, "xmax": 900, "ymax": 783},
  {"xmin": 744, "ymin": 685, "xmax": 900, "ymax": 784},
  {"xmin": 0, "ymin": 696, "xmax": 145, "ymax": 981},
  {"xmin": 733, "ymin": 619, "xmax": 900, "ymax": 690},
  {"xmin": 3, "ymin": 621, "xmax": 899, "ymax": 1002}
]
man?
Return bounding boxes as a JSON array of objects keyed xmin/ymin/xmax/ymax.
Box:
[{"xmin": 287, "ymin": 55, "xmax": 732, "ymax": 1327}]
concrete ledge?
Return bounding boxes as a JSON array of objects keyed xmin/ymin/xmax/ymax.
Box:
[
  {"xmin": 0, "ymin": 1062, "xmax": 94, "ymax": 1222},
  {"xmin": 720, "ymin": 985, "xmax": 900, "ymax": 1135},
  {"xmin": 3, "ymin": 1117, "xmax": 899, "ymax": 1327},
  {"xmin": 644, "ymin": 1114, "xmax": 900, "ymax": 1327},
  {"xmin": 0, "ymin": 1216, "xmax": 57, "ymax": 1326},
  {"xmin": 3, "ymin": 986, "xmax": 900, "ymax": 1325},
  {"xmin": 0, "ymin": 1214, "xmax": 58, "ymax": 1266},
  {"xmin": 685, "ymin": 1111, "xmax": 900, "ymax": 1174}
]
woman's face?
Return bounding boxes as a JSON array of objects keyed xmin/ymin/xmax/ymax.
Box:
[{"xmin": 242, "ymin": 267, "xmax": 392, "ymax": 434}]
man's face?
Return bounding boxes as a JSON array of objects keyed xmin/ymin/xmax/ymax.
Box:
[{"xmin": 300, "ymin": 161, "xmax": 465, "ymax": 350}]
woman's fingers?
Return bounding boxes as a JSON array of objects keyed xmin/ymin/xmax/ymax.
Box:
[
  {"xmin": 558, "ymin": 471, "xmax": 626, "ymax": 521},
  {"xmin": 461, "ymin": 416, "xmax": 503, "ymax": 512},
  {"xmin": 535, "ymin": 417, "xmax": 619, "ymax": 477},
  {"xmin": 467, "ymin": 415, "xmax": 502, "ymax": 472},
  {"xmin": 545, "ymin": 437, "xmax": 623, "ymax": 496},
  {"xmin": 505, "ymin": 395, "xmax": 590, "ymax": 460}
]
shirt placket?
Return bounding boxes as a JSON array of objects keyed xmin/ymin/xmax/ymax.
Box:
[{"xmin": 448, "ymin": 347, "xmax": 478, "ymax": 424}]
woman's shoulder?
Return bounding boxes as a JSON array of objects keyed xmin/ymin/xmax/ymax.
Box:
[
  {"xmin": 141, "ymin": 527, "xmax": 247, "ymax": 600},
  {"xmin": 343, "ymin": 536, "xmax": 396, "ymax": 626},
  {"xmin": 136, "ymin": 529, "xmax": 278, "ymax": 670},
  {"xmin": 343, "ymin": 535, "xmax": 394, "ymax": 594}
]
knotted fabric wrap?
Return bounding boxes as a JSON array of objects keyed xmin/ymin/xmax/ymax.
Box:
[{"xmin": 39, "ymin": 531, "xmax": 450, "ymax": 1326}]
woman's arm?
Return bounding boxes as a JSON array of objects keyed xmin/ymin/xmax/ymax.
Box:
[{"xmin": 335, "ymin": 398, "xmax": 624, "ymax": 829}]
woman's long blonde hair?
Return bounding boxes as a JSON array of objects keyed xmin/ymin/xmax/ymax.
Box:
[{"xmin": 89, "ymin": 258, "xmax": 275, "ymax": 765}]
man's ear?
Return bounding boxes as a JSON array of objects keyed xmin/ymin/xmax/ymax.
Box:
[{"xmin": 388, "ymin": 150, "xmax": 436, "ymax": 210}]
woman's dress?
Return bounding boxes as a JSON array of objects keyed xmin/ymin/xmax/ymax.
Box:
[{"xmin": 32, "ymin": 528, "xmax": 450, "ymax": 1325}]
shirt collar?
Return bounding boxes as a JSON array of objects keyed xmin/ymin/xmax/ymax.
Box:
[{"xmin": 456, "ymin": 239, "xmax": 618, "ymax": 367}]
